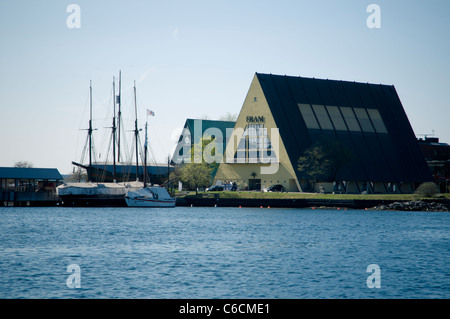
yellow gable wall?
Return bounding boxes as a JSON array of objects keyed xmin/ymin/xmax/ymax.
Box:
[{"xmin": 214, "ymin": 74, "xmax": 301, "ymax": 192}]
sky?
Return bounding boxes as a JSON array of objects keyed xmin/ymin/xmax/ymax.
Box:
[{"xmin": 0, "ymin": 0, "xmax": 449, "ymax": 174}]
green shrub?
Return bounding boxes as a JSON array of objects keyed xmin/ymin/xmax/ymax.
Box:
[{"xmin": 415, "ymin": 182, "xmax": 440, "ymax": 198}]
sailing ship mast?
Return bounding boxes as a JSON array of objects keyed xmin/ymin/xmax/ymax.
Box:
[
  {"xmin": 117, "ymin": 70, "xmax": 122, "ymax": 164},
  {"xmin": 71, "ymin": 81, "xmax": 98, "ymax": 181},
  {"xmin": 89, "ymin": 81, "xmax": 93, "ymax": 171},
  {"xmin": 133, "ymin": 81, "xmax": 140, "ymax": 182},
  {"xmin": 112, "ymin": 76, "xmax": 117, "ymax": 181},
  {"xmin": 76, "ymin": 73, "xmax": 149, "ymax": 185},
  {"xmin": 131, "ymin": 80, "xmax": 150, "ymax": 186},
  {"xmin": 88, "ymin": 81, "xmax": 94, "ymax": 182}
]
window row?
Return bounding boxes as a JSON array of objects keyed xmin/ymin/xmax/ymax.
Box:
[
  {"xmin": 233, "ymin": 125, "xmax": 278, "ymax": 163},
  {"xmin": 298, "ymin": 104, "xmax": 388, "ymax": 134},
  {"xmin": 237, "ymin": 136, "xmax": 272, "ymax": 151},
  {"xmin": 243, "ymin": 124, "xmax": 267, "ymax": 137},
  {"xmin": 234, "ymin": 149, "xmax": 276, "ymax": 163}
]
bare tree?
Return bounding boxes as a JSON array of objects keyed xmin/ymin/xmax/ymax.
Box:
[
  {"xmin": 66, "ymin": 167, "xmax": 88, "ymax": 182},
  {"xmin": 218, "ymin": 112, "xmax": 237, "ymax": 122},
  {"xmin": 14, "ymin": 161, "xmax": 34, "ymax": 168}
]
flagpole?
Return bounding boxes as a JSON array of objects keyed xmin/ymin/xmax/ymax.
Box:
[
  {"xmin": 144, "ymin": 116, "xmax": 148, "ymax": 187},
  {"xmin": 144, "ymin": 109, "xmax": 154, "ymax": 187},
  {"xmin": 133, "ymin": 81, "xmax": 139, "ymax": 182}
]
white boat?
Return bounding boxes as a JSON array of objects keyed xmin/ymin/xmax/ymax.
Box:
[
  {"xmin": 57, "ymin": 181, "xmax": 143, "ymax": 207},
  {"xmin": 125, "ymin": 186, "xmax": 176, "ymax": 207}
]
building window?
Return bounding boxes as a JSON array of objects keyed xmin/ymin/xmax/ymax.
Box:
[
  {"xmin": 235, "ymin": 136, "xmax": 246, "ymax": 163},
  {"xmin": 340, "ymin": 107, "xmax": 362, "ymax": 132},
  {"xmin": 298, "ymin": 103, "xmax": 320, "ymax": 129},
  {"xmin": 367, "ymin": 109, "xmax": 388, "ymax": 134},
  {"xmin": 312, "ymin": 104, "xmax": 334, "ymax": 130},
  {"xmin": 233, "ymin": 124, "xmax": 277, "ymax": 163},
  {"xmin": 300, "ymin": 103, "xmax": 388, "ymax": 135},
  {"xmin": 354, "ymin": 108, "xmax": 375, "ymax": 133},
  {"xmin": 326, "ymin": 105, "xmax": 347, "ymax": 131}
]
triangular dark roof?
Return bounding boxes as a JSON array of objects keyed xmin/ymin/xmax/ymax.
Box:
[{"xmin": 256, "ymin": 73, "xmax": 432, "ymax": 183}]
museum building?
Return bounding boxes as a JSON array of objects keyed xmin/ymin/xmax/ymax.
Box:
[{"xmin": 212, "ymin": 73, "xmax": 432, "ymax": 193}]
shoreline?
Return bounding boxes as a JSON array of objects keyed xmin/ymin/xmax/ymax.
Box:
[
  {"xmin": 175, "ymin": 196, "xmax": 450, "ymax": 211},
  {"xmin": 3, "ymin": 192, "xmax": 449, "ymax": 211}
]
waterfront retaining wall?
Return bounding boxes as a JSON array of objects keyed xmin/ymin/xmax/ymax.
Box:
[
  {"xmin": 1, "ymin": 191, "xmax": 60, "ymax": 206},
  {"xmin": 176, "ymin": 197, "xmax": 450, "ymax": 211}
]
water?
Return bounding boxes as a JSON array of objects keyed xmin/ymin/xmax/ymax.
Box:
[{"xmin": 0, "ymin": 206, "xmax": 448, "ymax": 299}]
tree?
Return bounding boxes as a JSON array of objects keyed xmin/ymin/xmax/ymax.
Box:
[
  {"xmin": 180, "ymin": 162, "xmax": 211, "ymax": 195},
  {"xmin": 415, "ymin": 182, "xmax": 439, "ymax": 198},
  {"xmin": 219, "ymin": 112, "xmax": 237, "ymax": 122},
  {"xmin": 319, "ymin": 137, "xmax": 354, "ymax": 181},
  {"xmin": 169, "ymin": 165, "xmax": 183, "ymax": 188},
  {"xmin": 297, "ymin": 145, "xmax": 331, "ymax": 190},
  {"xmin": 14, "ymin": 161, "xmax": 33, "ymax": 168},
  {"xmin": 297, "ymin": 136, "xmax": 354, "ymax": 191},
  {"xmin": 65, "ymin": 167, "xmax": 88, "ymax": 182},
  {"xmin": 190, "ymin": 134, "xmax": 220, "ymax": 178},
  {"xmin": 177, "ymin": 136, "xmax": 220, "ymax": 195}
]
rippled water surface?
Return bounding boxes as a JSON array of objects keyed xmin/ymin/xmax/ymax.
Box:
[{"xmin": 0, "ymin": 206, "xmax": 448, "ymax": 298}]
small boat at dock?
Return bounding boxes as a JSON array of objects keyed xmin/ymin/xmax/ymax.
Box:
[{"xmin": 125, "ymin": 186, "xmax": 175, "ymax": 207}]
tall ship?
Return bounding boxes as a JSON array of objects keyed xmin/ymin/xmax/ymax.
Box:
[{"xmin": 57, "ymin": 72, "xmax": 173, "ymax": 207}]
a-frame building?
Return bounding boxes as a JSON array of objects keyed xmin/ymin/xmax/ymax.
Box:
[{"xmin": 214, "ymin": 73, "xmax": 432, "ymax": 193}]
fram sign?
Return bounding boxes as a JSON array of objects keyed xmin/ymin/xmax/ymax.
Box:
[{"xmin": 246, "ymin": 116, "xmax": 265, "ymax": 123}]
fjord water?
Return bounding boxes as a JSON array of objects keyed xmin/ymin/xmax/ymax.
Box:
[{"xmin": 0, "ymin": 206, "xmax": 448, "ymax": 299}]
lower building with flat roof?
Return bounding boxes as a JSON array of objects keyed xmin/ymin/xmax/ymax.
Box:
[
  {"xmin": 0, "ymin": 167, "xmax": 63, "ymax": 206},
  {"xmin": 0, "ymin": 167, "xmax": 63, "ymax": 192}
]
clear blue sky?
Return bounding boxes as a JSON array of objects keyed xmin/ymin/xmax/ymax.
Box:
[{"xmin": 1, "ymin": 0, "xmax": 449, "ymax": 174}]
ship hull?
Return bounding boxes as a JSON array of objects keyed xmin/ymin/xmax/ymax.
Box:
[
  {"xmin": 57, "ymin": 181, "xmax": 143, "ymax": 207},
  {"xmin": 124, "ymin": 197, "xmax": 175, "ymax": 207},
  {"xmin": 59, "ymin": 194, "xmax": 127, "ymax": 207},
  {"xmin": 125, "ymin": 187, "xmax": 176, "ymax": 208}
]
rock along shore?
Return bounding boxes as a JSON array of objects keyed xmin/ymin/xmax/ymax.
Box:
[
  {"xmin": 370, "ymin": 200, "xmax": 449, "ymax": 212},
  {"xmin": 176, "ymin": 197, "xmax": 449, "ymax": 211}
]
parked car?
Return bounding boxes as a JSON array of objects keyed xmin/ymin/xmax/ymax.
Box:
[
  {"xmin": 264, "ymin": 184, "xmax": 285, "ymax": 192},
  {"xmin": 206, "ymin": 185, "xmax": 224, "ymax": 192}
]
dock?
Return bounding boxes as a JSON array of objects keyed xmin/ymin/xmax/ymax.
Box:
[
  {"xmin": 1, "ymin": 190, "xmax": 61, "ymax": 206},
  {"xmin": 0, "ymin": 167, "xmax": 63, "ymax": 207}
]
